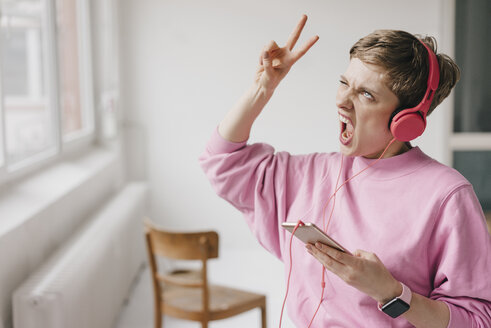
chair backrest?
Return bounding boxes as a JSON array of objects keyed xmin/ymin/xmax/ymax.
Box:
[
  {"xmin": 144, "ymin": 220, "xmax": 219, "ymax": 261},
  {"xmin": 144, "ymin": 219, "xmax": 219, "ymax": 317}
]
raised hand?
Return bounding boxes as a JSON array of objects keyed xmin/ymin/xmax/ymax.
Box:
[
  {"xmin": 218, "ymin": 15, "xmax": 319, "ymax": 142},
  {"xmin": 255, "ymin": 15, "xmax": 319, "ymax": 92}
]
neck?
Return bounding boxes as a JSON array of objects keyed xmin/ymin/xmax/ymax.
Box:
[{"xmin": 364, "ymin": 140, "xmax": 412, "ymax": 159}]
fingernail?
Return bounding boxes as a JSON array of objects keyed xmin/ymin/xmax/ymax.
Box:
[
  {"xmin": 305, "ymin": 244, "xmax": 312, "ymax": 251},
  {"xmin": 315, "ymin": 242, "xmax": 322, "ymax": 248}
]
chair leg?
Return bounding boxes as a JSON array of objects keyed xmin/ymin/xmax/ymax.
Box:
[
  {"xmin": 261, "ymin": 304, "xmax": 267, "ymax": 328},
  {"xmin": 201, "ymin": 321, "xmax": 208, "ymax": 328},
  {"xmin": 154, "ymin": 309, "xmax": 162, "ymax": 328}
]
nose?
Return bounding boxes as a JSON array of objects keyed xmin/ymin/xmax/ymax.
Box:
[{"xmin": 335, "ymin": 85, "xmax": 353, "ymax": 110}]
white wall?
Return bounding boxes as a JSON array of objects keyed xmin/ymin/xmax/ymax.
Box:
[{"xmin": 119, "ymin": 0, "xmax": 452, "ymax": 252}]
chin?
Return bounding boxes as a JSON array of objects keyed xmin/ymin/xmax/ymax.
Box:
[
  {"xmin": 339, "ymin": 144, "xmax": 358, "ymax": 157},
  {"xmin": 339, "ymin": 142, "xmax": 381, "ymax": 159}
]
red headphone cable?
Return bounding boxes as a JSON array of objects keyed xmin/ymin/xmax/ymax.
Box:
[
  {"xmin": 323, "ymin": 138, "xmax": 397, "ymax": 232},
  {"xmin": 311, "ymin": 138, "xmax": 397, "ymax": 326},
  {"xmin": 279, "ymin": 219, "xmax": 304, "ymax": 328},
  {"xmin": 306, "ymin": 152, "xmax": 345, "ymax": 328},
  {"xmin": 279, "ymin": 138, "xmax": 397, "ymax": 327}
]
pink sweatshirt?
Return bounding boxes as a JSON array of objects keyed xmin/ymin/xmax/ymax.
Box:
[{"xmin": 199, "ymin": 128, "xmax": 491, "ymax": 327}]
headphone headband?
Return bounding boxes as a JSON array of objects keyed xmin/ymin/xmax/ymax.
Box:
[
  {"xmin": 418, "ymin": 41, "xmax": 440, "ymax": 115},
  {"xmin": 389, "ymin": 39, "xmax": 440, "ymax": 141}
]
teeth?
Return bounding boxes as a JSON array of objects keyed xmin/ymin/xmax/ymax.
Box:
[{"xmin": 339, "ymin": 115, "xmax": 349, "ymax": 124}]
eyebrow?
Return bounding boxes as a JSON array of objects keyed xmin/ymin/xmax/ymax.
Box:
[{"xmin": 339, "ymin": 75, "xmax": 380, "ymax": 96}]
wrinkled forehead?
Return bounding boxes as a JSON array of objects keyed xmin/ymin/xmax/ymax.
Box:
[{"xmin": 344, "ymin": 58, "xmax": 391, "ymax": 91}]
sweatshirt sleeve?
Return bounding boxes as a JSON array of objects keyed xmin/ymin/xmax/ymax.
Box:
[
  {"xmin": 198, "ymin": 128, "xmax": 326, "ymax": 259},
  {"xmin": 428, "ymin": 185, "xmax": 491, "ymax": 327}
]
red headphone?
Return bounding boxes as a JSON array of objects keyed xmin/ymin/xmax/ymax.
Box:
[{"xmin": 389, "ymin": 41, "xmax": 440, "ymax": 142}]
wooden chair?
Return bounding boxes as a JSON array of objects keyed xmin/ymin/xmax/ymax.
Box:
[{"xmin": 144, "ymin": 219, "xmax": 267, "ymax": 328}]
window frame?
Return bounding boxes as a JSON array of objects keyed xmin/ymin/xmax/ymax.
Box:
[
  {"xmin": 0, "ymin": 0, "xmax": 96, "ymax": 185},
  {"xmin": 442, "ymin": 0, "xmax": 491, "ymax": 166},
  {"xmin": 444, "ymin": 0, "xmax": 491, "ymax": 214}
]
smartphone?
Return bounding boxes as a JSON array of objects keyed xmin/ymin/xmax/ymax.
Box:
[{"xmin": 282, "ymin": 222, "xmax": 351, "ymax": 254}]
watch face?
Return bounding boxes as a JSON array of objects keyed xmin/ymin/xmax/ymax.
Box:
[{"xmin": 382, "ymin": 299, "xmax": 410, "ymax": 318}]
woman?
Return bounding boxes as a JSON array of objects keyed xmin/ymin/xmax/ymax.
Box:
[{"xmin": 199, "ymin": 15, "xmax": 491, "ymax": 327}]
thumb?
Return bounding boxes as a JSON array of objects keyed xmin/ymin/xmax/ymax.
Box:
[{"xmin": 262, "ymin": 51, "xmax": 273, "ymax": 75}]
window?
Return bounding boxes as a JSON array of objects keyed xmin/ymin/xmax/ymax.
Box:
[
  {"xmin": 55, "ymin": 0, "xmax": 94, "ymax": 140},
  {"xmin": 1, "ymin": 0, "xmax": 55, "ymax": 164},
  {"xmin": 0, "ymin": 0, "xmax": 94, "ymax": 176},
  {"xmin": 451, "ymin": 0, "xmax": 491, "ymax": 212}
]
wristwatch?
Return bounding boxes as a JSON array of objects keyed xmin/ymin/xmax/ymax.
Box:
[{"xmin": 378, "ymin": 282, "xmax": 412, "ymax": 318}]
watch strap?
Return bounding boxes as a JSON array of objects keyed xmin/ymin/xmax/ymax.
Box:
[{"xmin": 378, "ymin": 282, "xmax": 412, "ymax": 317}]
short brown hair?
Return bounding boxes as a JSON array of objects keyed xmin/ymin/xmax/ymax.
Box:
[{"xmin": 349, "ymin": 30, "xmax": 460, "ymax": 116}]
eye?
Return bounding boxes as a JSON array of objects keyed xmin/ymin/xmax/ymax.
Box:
[{"xmin": 362, "ymin": 90, "xmax": 374, "ymax": 100}]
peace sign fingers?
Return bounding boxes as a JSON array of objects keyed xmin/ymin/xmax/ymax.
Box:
[
  {"xmin": 291, "ymin": 35, "xmax": 319, "ymax": 63},
  {"xmin": 286, "ymin": 15, "xmax": 308, "ymax": 50},
  {"xmin": 285, "ymin": 15, "xmax": 319, "ymax": 63},
  {"xmin": 254, "ymin": 15, "xmax": 319, "ymax": 91}
]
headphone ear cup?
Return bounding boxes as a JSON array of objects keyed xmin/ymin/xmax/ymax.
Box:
[
  {"xmin": 390, "ymin": 111, "xmax": 426, "ymax": 141},
  {"xmin": 388, "ymin": 107, "xmax": 404, "ymax": 130}
]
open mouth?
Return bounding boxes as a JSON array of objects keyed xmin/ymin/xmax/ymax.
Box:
[{"xmin": 339, "ymin": 114, "xmax": 354, "ymax": 145}]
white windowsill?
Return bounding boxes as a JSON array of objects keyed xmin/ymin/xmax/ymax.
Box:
[
  {"xmin": 449, "ymin": 133, "xmax": 491, "ymax": 151},
  {"xmin": 0, "ymin": 143, "xmax": 121, "ymax": 238}
]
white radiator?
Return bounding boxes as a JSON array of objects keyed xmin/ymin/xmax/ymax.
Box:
[{"xmin": 13, "ymin": 182, "xmax": 148, "ymax": 328}]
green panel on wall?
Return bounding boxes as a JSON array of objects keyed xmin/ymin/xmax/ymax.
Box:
[{"xmin": 453, "ymin": 151, "xmax": 491, "ymax": 211}]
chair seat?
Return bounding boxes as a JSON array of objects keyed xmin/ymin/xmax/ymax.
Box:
[{"xmin": 162, "ymin": 284, "xmax": 266, "ymax": 321}]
